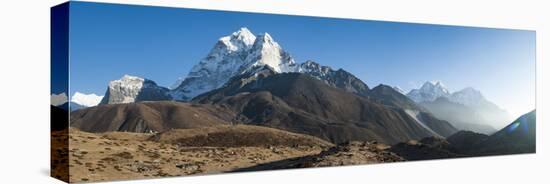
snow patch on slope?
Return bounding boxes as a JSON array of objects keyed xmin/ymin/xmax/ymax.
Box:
[
  {"xmin": 404, "ymin": 109, "xmax": 442, "ymax": 138},
  {"xmin": 392, "ymin": 86, "xmax": 405, "ymax": 94}
]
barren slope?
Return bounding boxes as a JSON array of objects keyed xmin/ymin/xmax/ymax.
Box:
[{"xmin": 66, "ymin": 125, "xmax": 331, "ymax": 182}]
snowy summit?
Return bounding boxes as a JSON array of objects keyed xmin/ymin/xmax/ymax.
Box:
[
  {"xmin": 407, "ymin": 81, "xmax": 451, "ymax": 102},
  {"xmin": 171, "ymin": 27, "xmax": 299, "ymax": 100},
  {"xmin": 71, "ymin": 92, "xmax": 104, "ymax": 107},
  {"xmin": 100, "ymin": 75, "xmax": 171, "ymax": 104}
]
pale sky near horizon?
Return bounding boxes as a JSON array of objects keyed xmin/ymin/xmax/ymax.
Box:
[{"xmin": 67, "ymin": 2, "xmax": 536, "ymax": 119}]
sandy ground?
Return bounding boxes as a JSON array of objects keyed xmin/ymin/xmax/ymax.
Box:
[
  {"xmin": 62, "ymin": 128, "xmax": 327, "ymax": 182},
  {"xmin": 234, "ymin": 141, "xmax": 404, "ymax": 171},
  {"xmin": 52, "ymin": 126, "xmax": 403, "ymax": 183}
]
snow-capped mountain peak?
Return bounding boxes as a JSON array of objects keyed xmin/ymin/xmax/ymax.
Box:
[
  {"xmin": 93, "ymin": 28, "xmax": 372, "ymax": 103},
  {"xmin": 100, "ymin": 75, "xmax": 171, "ymax": 104},
  {"xmin": 429, "ymin": 80, "xmax": 444, "ymax": 86},
  {"xmin": 231, "ymin": 27, "xmax": 256, "ymax": 43},
  {"xmin": 243, "ymin": 33, "xmax": 297, "ymax": 73},
  {"xmin": 421, "ymin": 80, "xmax": 450, "ymax": 94},
  {"xmin": 115, "ymin": 74, "xmax": 145, "ymax": 87},
  {"xmin": 295, "ymin": 60, "xmax": 370, "ymax": 96},
  {"xmin": 170, "ymin": 28, "xmax": 370, "ymax": 101},
  {"xmin": 217, "ymin": 27, "xmax": 256, "ymax": 53},
  {"xmin": 255, "ymin": 33, "xmax": 275, "ymax": 46},
  {"xmin": 71, "ymin": 92, "xmax": 104, "ymax": 107},
  {"xmin": 407, "ymin": 81, "xmax": 494, "ymax": 108},
  {"xmin": 108, "ymin": 75, "xmax": 163, "ymax": 91},
  {"xmin": 171, "ymin": 28, "xmax": 298, "ymax": 100},
  {"xmin": 407, "ymin": 81, "xmax": 450, "ymax": 102},
  {"xmin": 297, "ymin": 60, "xmax": 332, "ymax": 77},
  {"xmin": 450, "ymin": 87, "xmax": 486, "ymax": 106},
  {"xmin": 102, "ymin": 75, "xmax": 147, "ymax": 104}
]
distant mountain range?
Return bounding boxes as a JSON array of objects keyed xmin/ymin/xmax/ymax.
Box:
[
  {"xmin": 406, "ymin": 81, "xmax": 511, "ymax": 133},
  {"xmin": 407, "ymin": 81, "xmax": 450, "ymax": 102},
  {"xmin": 100, "ymin": 28, "xmax": 370, "ymax": 104},
  {"xmin": 69, "ymin": 27, "xmax": 531, "ymax": 150},
  {"xmin": 50, "ymin": 92, "xmax": 104, "ymax": 111},
  {"xmin": 73, "ymin": 66, "xmax": 456, "ymax": 144},
  {"xmin": 192, "ymin": 66, "xmax": 457, "ymax": 143},
  {"xmin": 420, "ymin": 97, "xmax": 497, "ymax": 134}
]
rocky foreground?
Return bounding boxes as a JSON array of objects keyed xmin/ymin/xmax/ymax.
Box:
[
  {"xmin": 52, "ymin": 110, "xmax": 535, "ymax": 182},
  {"xmin": 234, "ymin": 141, "xmax": 404, "ymax": 172},
  {"xmin": 52, "ymin": 125, "xmax": 405, "ymax": 182}
]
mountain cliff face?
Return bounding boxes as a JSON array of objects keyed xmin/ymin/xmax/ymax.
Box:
[
  {"xmin": 240, "ymin": 33, "xmax": 298, "ymax": 73},
  {"xmin": 170, "ymin": 28, "xmax": 296, "ymax": 101},
  {"xmin": 99, "ymin": 75, "xmax": 171, "ymax": 104}
]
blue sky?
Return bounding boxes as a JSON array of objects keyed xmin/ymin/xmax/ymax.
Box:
[{"xmin": 68, "ymin": 2, "xmax": 535, "ymax": 118}]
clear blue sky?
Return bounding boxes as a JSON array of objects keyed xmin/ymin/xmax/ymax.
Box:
[{"xmin": 68, "ymin": 1, "xmax": 535, "ymax": 118}]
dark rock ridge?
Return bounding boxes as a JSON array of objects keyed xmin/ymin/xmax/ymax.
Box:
[
  {"xmin": 70, "ymin": 101, "xmax": 236, "ymax": 133},
  {"xmin": 194, "ymin": 67, "xmax": 455, "ymax": 144},
  {"xmin": 298, "ymin": 60, "xmax": 370, "ymax": 97},
  {"xmin": 449, "ymin": 110, "xmax": 536, "ymax": 155},
  {"xmin": 367, "ymin": 84, "xmax": 425, "ymax": 110},
  {"xmin": 390, "ymin": 137, "xmax": 465, "ymax": 160},
  {"xmin": 360, "ymin": 84, "xmax": 458, "ymax": 137},
  {"xmin": 75, "ymin": 66, "xmax": 457, "ymax": 145},
  {"xmin": 391, "ymin": 110, "xmax": 536, "ymax": 159}
]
